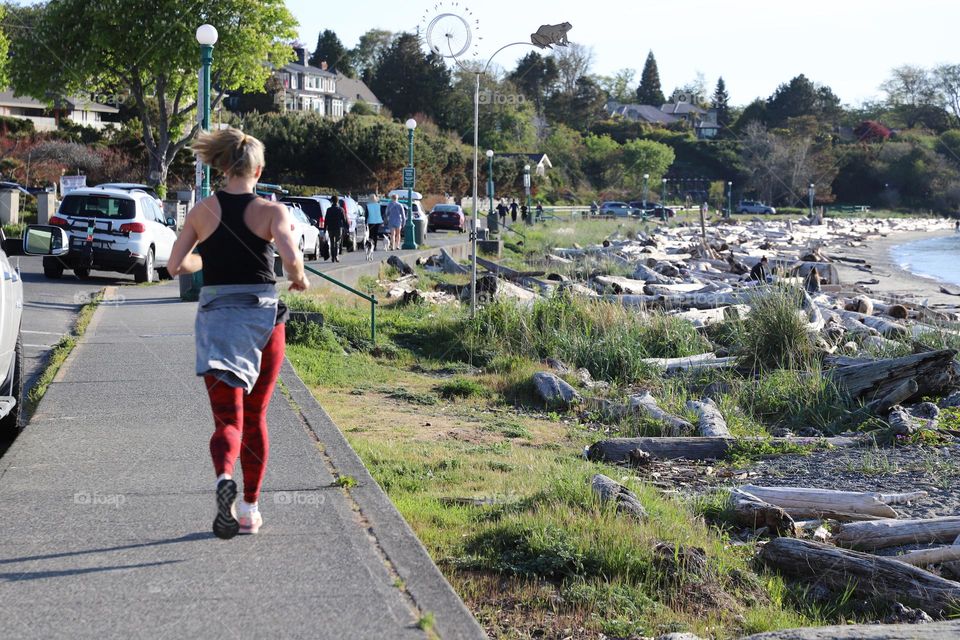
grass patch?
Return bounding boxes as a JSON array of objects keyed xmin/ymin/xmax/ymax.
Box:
[
  {"xmin": 736, "ymin": 287, "xmax": 816, "ymax": 372},
  {"xmin": 435, "ymin": 377, "xmax": 489, "ymax": 399}
]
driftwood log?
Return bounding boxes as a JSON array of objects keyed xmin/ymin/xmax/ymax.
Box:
[
  {"xmin": 759, "ymin": 537, "xmax": 960, "ymax": 616},
  {"xmin": 833, "ymin": 516, "xmax": 960, "ymax": 551},
  {"xmin": 739, "ymin": 620, "xmax": 960, "ymax": 639},
  {"xmin": 739, "ymin": 485, "xmax": 924, "ymax": 521},
  {"xmin": 686, "ymin": 398, "xmax": 730, "ymax": 437},
  {"xmin": 640, "ymin": 353, "xmax": 739, "ymax": 374},
  {"xmin": 628, "ymin": 391, "xmax": 693, "ymax": 435},
  {"xmin": 729, "ymin": 489, "xmax": 796, "ymax": 535},
  {"xmin": 896, "ymin": 545, "xmax": 960, "ymax": 567},
  {"xmin": 864, "ymin": 378, "xmax": 919, "ymax": 415},
  {"xmin": 586, "ymin": 436, "xmax": 862, "ymax": 463},
  {"xmin": 887, "ymin": 405, "xmax": 919, "ymax": 435},
  {"xmin": 387, "ymin": 254, "xmax": 414, "ymax": 276},
  {"xmin": 839, "ymin": 309, "xmax": 908, "ymax": 338},
  {"xmin": 593, "ymin": 275, "xmax": 647, "ymax": 295},
  {"xmin": 828, "ymin": 349, "xmax": 957, "ymax": 402},
  {"xmin": 591, "ymin": 474, "xmax": 648, "ymax": 520}
]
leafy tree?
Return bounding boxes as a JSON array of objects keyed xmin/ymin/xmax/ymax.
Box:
[
  {"xmin": 353, "ymin": 29, "xmax": 393, "ymax": 82},
  {"xmin": 0, "ymin": 6, "xmax": 9, "ymax": 88},
  {"xmin": 712, "ymin": 77, "xmax": 731, "ymax": 130},
  {"xmin": 582, "ymin": 133, "xmax": 621, "ymax": 189},
  {"xmin": 597, "ymin": 68, "xmax": 635, "ymax": 103},
  {"xmin": 308, "ymin": 29, "xmax": 356, "ymax": 78},
  {"xmin": 881, "ymin": 65, "xmax": 950, "ymax": 130},
  {"xmin": 230, "ymin": 75, "xmax": 284, "ymax": 115},
  {"xmin": 620, "ymin": 138, "xmax": 674, "ymax": 190},
  {"xmin": 933, "ymin": 64, "xmax": 960, "ymax": 126},
  {"xmin": 509, "ymin": 52, "xmax": 559, "ymax": 112},
  {"xmin": 635, "ymin": 51, "xmax": 665, "ymax": 105},
  {"xmin": 8, "ymin": 0, "xmax": 297, "ymax": 188},
  {"xmin": 542, "ymin": 123, "xmax": 585, "ymax": 186},
  {"xmin": 368, "ymin": 33, "xmax": 452, "ymax": 126},
  {"xmin": 853, "ymin": 120, "xmax": 891, "ymax": 143},
  {"xmin": 545, "ymin": 76, "xmax": 607, "ymax": 133},
  {"xmin": 551, "ymin": 43, "xmax": 593, "ymax": 95},
  {"xmin": 735, "ymin": 99, "xmax": 768, "ymax": 131}
]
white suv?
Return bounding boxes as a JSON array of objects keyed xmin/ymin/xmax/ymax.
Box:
[{"xmin": 43, "ymin": 187, "xmax": 177, "ymax": 282}]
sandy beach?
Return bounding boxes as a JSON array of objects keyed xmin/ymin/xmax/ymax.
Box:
[{"xmin": 831, "ymin": 227, "xmax": 960, "ymax": 310}]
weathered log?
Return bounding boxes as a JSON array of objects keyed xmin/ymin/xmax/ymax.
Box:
[
  {"xmin": 591, "ymin": 474, "xmax": 648, "ymax": 520},
  {"xmin": 602, "ymin": 291, "xmax": 751, "ymax": 310},
  {"xmin": 739, "ymin": 485, "xmax": 904, "ymax": 520},
  {"xmin": 839, "ymin": 309, "xmax": 908, "ymax": 338},
  {"xmin": 887, "ymin": 405, "xmax": 918, "ymax": 436},
  {"xmin": 739, "ymin": 620, "xmax": 960, "ymax": 639},
  {"xmin": 864, "ymin": 378, "xmax": 919, "ymax": 415},
  {"xmin": 833, "ymin": 516, "xmax": 960, "ymax": 551},
  {"xmin": 729, "ymin": 489, "xmax": 796, "ymax": 535},
  {"xmin": 686, "ymin": 398, "xmax": 730, "ymax": 437},
  {"xmin": 828, "ymin": 349, "xmax": 957, "ymax": 402},
  {"xmin": 629, "ymin": 391, "xmax": 693, "ymax": 435},
  {"xmin": 759, "ymin": 537, "xmax": 960, "ymax": 616},
  {"xmin": 438, "ymin": 248, "xmax": 468, "ymax": 274},
  {"xmin": 586, "ymin": 436, "xmax": 862, "ymax": 463},
  {"xmin": 593, "ymin": 275, "xmax": 647, "ymax": 295},
  {"xmin": 640, "ymin": 353, "xmax": 739, "ymax": 373},
  {"xmin": 532, "ymin": 372, "xmax": 581, "ymax": 409},
  {"xmin": 896, "ymin": 545, "xmax": 960, "ymax": 567},
  {"xmin": 474, "ymin": 255, "xmax": 544, "ymax": 281},
  {"xmin": 633, "ymin": 263, "xmax": 674, "ymax": 285}
]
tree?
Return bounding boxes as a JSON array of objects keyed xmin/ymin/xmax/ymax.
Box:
[
  {"xmin": 545, "ymin": 76, "xmax": 607, "ymax": 133},
  {"xmin": 853, "ymin": 120, "xmax": 891, "ymax": 143},
  {"xmin": 368, "ymin": 33, "xmax": 452, "ymax": 126},
  {"xmin": 597, "ymin": 68, "xmax": 635, "ymax": 103},
  {"xmin": 0, "ymin": 6, "xmax": 9, "ymax": 88},
  {"xmin": 352, "ymin": 29, "xmax": 393, "ymax": 82},
  {"xmin": 712, "ymin": 77, "xmax": 731, "ymax": 130},
  {"xmin": 551, "ymin": 43, "xmax": 594, "ymax": 96},
  {"xmin": 509, "ymin": 52, "xmax": 559, "ymax": 112},
  {"xmin": 620, "ymin": 138, "xmax": 674, "ymax": 190},
  {"xmin": 308, "ymin": 29, "xmax": 356, "ymax": 78},
  {"xmin": 582, "ymin": 133, "xmax": 621, "ymax": 189},
  {"xmin": 636, "ymin": 51, "xmax": 665, "ymax": 106},
  {"xmin": 933, "ymin": 64, "xmax": 960, "ymax": 126},
  {"xmin": 9, "ymin": 0, "xmax": 297, "ymax": 188},
  {"xmin": 881, "ymin": 65, "xmax": 946, "ymax": 129},
  {"xmin": 765, "ymin": 74, "xmax": 842, "ymax": 128}
]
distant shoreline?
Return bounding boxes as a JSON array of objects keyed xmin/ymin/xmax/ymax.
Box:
[{"xmin": 833, "ymin": 228, "xmax": 959, "ymax": 307}]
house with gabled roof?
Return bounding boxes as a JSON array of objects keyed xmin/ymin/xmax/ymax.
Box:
[{"xmin": 0, "ymin": 90, "xmax": 119, "ymax": 131}]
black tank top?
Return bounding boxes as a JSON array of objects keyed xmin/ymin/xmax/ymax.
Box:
[{"xmin": 198, "ymin": 191, "xmax": 276, "ymax": 286}]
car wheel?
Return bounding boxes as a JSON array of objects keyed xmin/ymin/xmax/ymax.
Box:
[
  {"xmin": 0, "ymin": 330, "xmax": 24, "ymax": 438},
  {"xmin": 74, "ymin": 267, "xmax": 91, "ymax": 280},
  {"xmin": 134, "ymin": 247, "xmax": 155, "ymax": 283},
  {"xmin": 43, "ymin": 258, "xmax": 64, "ymax": 279}
]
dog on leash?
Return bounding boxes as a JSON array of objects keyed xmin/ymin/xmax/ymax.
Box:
[{"xmin": 364, "ymin": 237, "xmax": 375, "ymax": 261}]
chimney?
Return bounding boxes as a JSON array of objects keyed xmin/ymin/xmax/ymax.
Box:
[
  {"xmin": 320, "ymin": 61, "xmax": 328, "ymax": 71},
  {"xmin": 293, "ymin": 46, "xmax": 306, "ymax": 66}
]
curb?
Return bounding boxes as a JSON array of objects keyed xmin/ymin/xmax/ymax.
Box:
[{"xmin": 279, "ymin": 359, "xmax": 488, "ymax": 640}]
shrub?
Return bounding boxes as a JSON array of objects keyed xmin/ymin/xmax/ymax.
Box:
[
  {"xmin": 737, "ymin": 287, "xmax": 816, "ymax": 371},
  {"xmin": 435, "ymin": 377, "xmax": 489, "ymax": 399}
]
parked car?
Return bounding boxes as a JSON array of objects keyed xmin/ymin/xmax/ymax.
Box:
[
  {"xmin": 599, "ymin": 201, "xmax": 638, "ymax": 217},
  {"xmin": 94, "ymin": 183, "xmax": 163, "ymax": 207},
  {"xmin": 737, "ymin": 200, "xmax": 776, "ymax": 214},
  {"xmin": 280, "ymin": 196, "xmax": 326, "ymax": 228},
  {"xmin": 43, "ymin": 187, "xmax": 177, "ymax": 282},
  {"xmin": 427, "ymin": 204, "xmax": 465, "ymax": 233},
  {"xmin": 286, "ymin": 204, "xmax": 322, "ymax": 261},
  {"xmin": 0, "ymin": 225, "xmax": 70, "ymax": 437},
  {"xmin": 644, "ymin": 204, "xmax": 677, "ymax": 219}
]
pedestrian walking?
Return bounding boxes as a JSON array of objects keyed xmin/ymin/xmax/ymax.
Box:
[
  {"xmin": 509, "ymin": 199, "xmax": 519, "ymax": 223},
  {"xmin": 365, "ymin": 201, "xmax": 384, "ymax": 250},
  {"xmin": 520, "ymin": 203, "xmax": 528, "ymax": 222},
  {"xmin": 167, "ymin": 126, "xmax": 309, "ymax": 539},
  {"xmin": 496, "ymin": 199, "xmax": 508, "ymax": 225},
  {"xmin": 536, "ymin": 202, "xmax": 544, "ymax": 221},
  {"xmin": 386, "ymin": 194, "xmax": 406, "ymax": 250},
  {"xmin": 324, "ymin": 199, "xmax": 347, "ymax": 262}
]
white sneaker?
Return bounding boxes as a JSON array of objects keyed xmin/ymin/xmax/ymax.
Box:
[{"xmin": 238, "ymin": 502, "xmax": 262, "ymax": 535}]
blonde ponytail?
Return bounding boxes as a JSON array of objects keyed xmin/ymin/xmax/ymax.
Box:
[{"xmin": 191, "ymin": 127, "xmax": 265, "ymax": 178}]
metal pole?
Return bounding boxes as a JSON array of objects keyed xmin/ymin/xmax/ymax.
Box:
[
  {"xmin": 661, "ymin": 179, "xmax": 667, "ymax": 222},
  {"xmin": 642, "ymin": 174, "xmax": 648, "ymax": 211},
  {"xmin": 402, "ymin": 127, "xmax": 417, "ymax": 249},
  {"xmin": 808, "ymin": 183, "xmax": 815, "ymax": 217},
  {"xmin": 524, "ymin": 165, "xmax": 531, "ymax": 224},
  {"xmin": 200, "ymin": 44, "xmax": 213, "ymax": 198},
  {"xmin": 727, "ymin": 182, "xmax": 732, "ymax": 218},
  {"xmin": 371, "ymin": 297, "xmax": 377, "ymax": 345},
  {"xmin": 470, "ymin": 73, "xmax": 479, "ymax": 318},
  {"xmin": 487, "ymin": 153, "xmax": 494, "ymax": 224}
]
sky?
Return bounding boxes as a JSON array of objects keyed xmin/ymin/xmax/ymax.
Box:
[{"xmin": 286, "ymin": 0, "xmax": 960, "ymax": 107}]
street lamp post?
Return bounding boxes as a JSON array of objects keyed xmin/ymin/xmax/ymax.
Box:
[
  {"xmin": 661, "ymin": 178, "xmax": 667, "ymax": 222},
  {"xmin": 402, "ymin": 118, "xmax": 418, "ymax": 250},
  {"xmin": 195, "ymin": 24, "xmax": 218, "ymax": 199},
  {"xmin": 727, "ymin": 181, "xmax": 733, "ymax": 218},
  {"xmin": 642, "ymin": 173, "xmax": 649, "ymax": 212},
  {"xmin": 486, "ymin": 150, "xmax": 495, "ymax": 233},
  {"xmin": 808, "ymin": 182, "xmax": 815, "ymax": 218},
  {"xmin": 523, "ymin": 164, "xmax": 531, "ymax": 224}
]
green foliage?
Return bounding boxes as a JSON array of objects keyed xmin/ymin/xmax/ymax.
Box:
[
  {"xmin": 0, "ymin": 115, "xmax": 34, "ymax": 136},
  {"xmin": 308, "ymin": 29, "xmax": 356, "ymax": 77},
  {"xmin": 621, "ymin": 138, "xmax": 675, "ymax": 189},
  {"xmin": 435, "ymin": 377, "xmax": 489, "ymax": 400},
  {"xmin": 368, "ymin": 32, "xmax": 452, "ymax": 125},
  {"xmin": 737, "ymin": 288, "xmax": 816, "ymax": 372},
  {"xmin": 727, "ymin": 440, "xmax": 815, "ymax": 466},
  {"xmin": 735, "ymin": 368, "xmax": 850, "ymax": 433}
]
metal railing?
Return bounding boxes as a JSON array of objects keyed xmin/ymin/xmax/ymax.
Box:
[{"xmin": 303, "ymin": 265, "xmax": 378, "ymax": 345}]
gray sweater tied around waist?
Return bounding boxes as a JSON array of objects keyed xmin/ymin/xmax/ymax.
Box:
[{"xmin": 195, "ymin": 283, "xmax": 280, "ymax": 393}]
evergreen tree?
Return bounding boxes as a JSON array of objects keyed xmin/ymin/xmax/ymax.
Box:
[
  {"xmin": 308, "ymin": 29, "xmax": 356, "ymax": 78},
  {"xmin": 635, "ymin": 51, "xmax": 665, "ymax": 106},
  {"xmin": 712, "ymin": 77, "xmax": 731, "ymax": 129},
  {"xmin": 368, "ymin": 33, "xmax": 452, "ymax": 125},
  {"xmin": 509, "ymin": 52, "xmax": 559, "ymax": 112}
]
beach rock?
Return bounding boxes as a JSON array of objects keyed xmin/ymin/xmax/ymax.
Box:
[
  {"xmin": 941, "ymin": 391, "xmax": 960, "ymax": 408},
  {"xmin": 544, "ymin": 357, "xmax": 570, "ymax": 374},
  {"xmin": 848, "ymin": 296, "xmax": 874, "ymax": 315},
  {"xmin": 888, "ymin": 304, "xmax": 909, "ymax": 320},
  {"xmin": 909, "ymin": 402, "xmax": 940, "ymax": 421},
  {"xmin": 532, "ymin": 372, "xmax": 581, "ymax": 409},
  {"xmin": 883, "ymin": 602, "xmax": 934, "ymax": 625}
]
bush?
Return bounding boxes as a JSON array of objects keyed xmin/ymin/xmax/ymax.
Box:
[
  {"xmin": 737, "ymin": 287, "xmax": 816, "ymax": 371},
  {"xmin": 435, "ymin": 377, "xmax": 489, "ymax": 399}
]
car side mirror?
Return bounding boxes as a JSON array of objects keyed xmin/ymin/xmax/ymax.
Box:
[
  {"xmin": 23, "ymin": 225, "xmax": 70, "ymax": 256},
  {"xmin": 166, "ymin": 217, "xmax": 177, "ymax": 228}
]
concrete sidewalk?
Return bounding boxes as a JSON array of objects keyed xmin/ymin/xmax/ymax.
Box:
[{"xmin": 0, "ymin": 283, "xmax": 485, "ymax": 639}]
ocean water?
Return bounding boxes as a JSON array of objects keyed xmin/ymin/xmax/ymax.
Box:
[{"xmin": 890, "ymin": 233, "xmax": 960, "ymax": 287}]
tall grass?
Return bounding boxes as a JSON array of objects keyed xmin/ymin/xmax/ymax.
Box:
[{"xmin": 737, "ymin": 287, "xmax": 816, "ymax": 372}]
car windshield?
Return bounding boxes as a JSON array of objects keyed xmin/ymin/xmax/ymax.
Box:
[{"xmin": 60, "ymin": 194, "xmax": 136, "ymax": 220}]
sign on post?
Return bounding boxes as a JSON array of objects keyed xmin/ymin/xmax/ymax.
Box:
[
  {"xmin": 60, "ymin": 175, "xmax": 87, "ymax": 196},
  {"xmin": 402, "ymin": 166, "xmax": 416, "ymax": 190}
]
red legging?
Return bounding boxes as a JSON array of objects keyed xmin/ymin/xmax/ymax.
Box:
[{"xmin": 205, "ymin": 323, "xmax": 285, "ymax": 503}]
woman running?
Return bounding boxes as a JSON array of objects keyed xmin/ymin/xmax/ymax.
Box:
[{"xmin": 167, "ymin": 127, "xmax": 309, "ymax": 539}]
